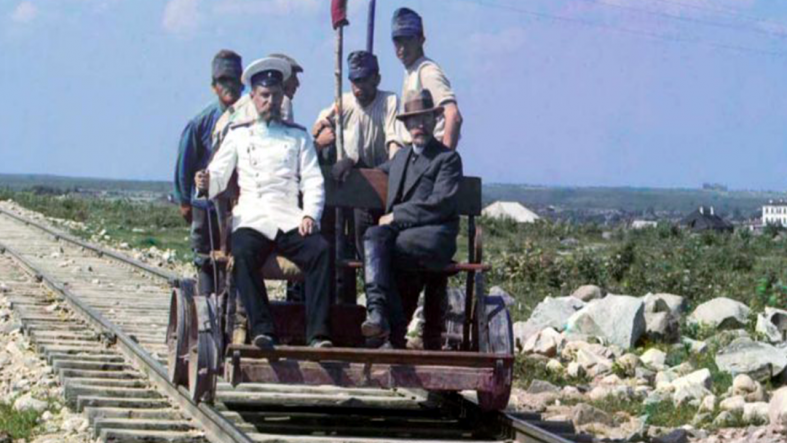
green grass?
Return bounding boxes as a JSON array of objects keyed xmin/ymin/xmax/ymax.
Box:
[
  {"xmin": 0, "ymin": 401, "xmax": 47, "ymax": 440},
  {"xmin": 513, "ymin": 355, "xmax": 591, "ymax": 389},
  {"xmin": 561, "ymin": 395, "xmax": 697, "ymax": 428},
  {"xmin": 643, "ymin": 400, "xmax": 698, "ymax": 428},
  {"xmin": 463, "ymin": 217, "xmax": 787, "ymax": 323}
]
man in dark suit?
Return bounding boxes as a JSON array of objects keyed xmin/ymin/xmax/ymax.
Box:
[{"xmin": 361, "ymin": 89, "xmax": 463, "ymax": 349}]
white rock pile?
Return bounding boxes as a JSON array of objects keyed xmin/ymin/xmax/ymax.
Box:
[{"xmin": 509, "ymin": 284, "xmax": 787, "ymax": 442}]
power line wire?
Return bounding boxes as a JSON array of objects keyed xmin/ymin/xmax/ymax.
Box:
[
  {"xmin": 453, "ymin": 0, "xmax": 787, "ymax": 59},
  {"xmin": 647, "ymin": 0, "xmax": 787, "ymax": 31},
  {"xmin": 577, "ymin": 0, "xmax": 787, "ymax": 40}
]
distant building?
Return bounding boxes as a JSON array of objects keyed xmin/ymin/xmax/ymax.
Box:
[
  {"xmin": 631, "ymin": 220, "xmax": 658, "ymax": 230},
  {"xmin": 702, "ymin": 183, "xmax": 728, "ymax": 192},
  {"xmin": 483, "ymin": 201, "xmax": 540, "ymax": 223},
  {"xmin": 762, "ymin": 200, "xmax": 787, "ymax": 227},
  {"xmin": 681, "ymin": 206, "xmax": 733, "ymax": 232}
]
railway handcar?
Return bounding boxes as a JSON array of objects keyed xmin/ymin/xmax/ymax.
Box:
[{"xmin": 166, "ymin": 168, "xmax": 514, "ymax": 411}]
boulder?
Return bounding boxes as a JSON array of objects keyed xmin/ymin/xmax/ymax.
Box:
[
  {"xmin": 643, "ymin": 293, "xmax": 687, "ymax": 316},
  {"xmin": 681, "ymin": 337, "xmax": 708, "ymax": 355},
  {"xmin": 13, "ymin": 394, "xmax": 47, "ymax": 413},
  {"xmin": 743, "ymin": 402, "xmax": 770, "ymax": 424},
  {"xmin": 671, "ymin": 369, "xmax": 712, "ymax": 405},
  {"xmin": 515, "ymin": 296, "xmax": 585, "ymax": 348},
  {"xmin": 572, "ymin": 403, "xmax": 613, "ymax": 426},
  {"xmin": 644, "ymin": 311, "xmax": 679, "ymax": 342},
  {"xmin": 672, "ymin": 368, "xmax": 711, "ymax": 390},
  {"xmin": 719, "ymin": 395, "xmax": 745, "ymax": 414},
  {"xmin": 712, "ymin": 411, "xmax": 736, "ymax": 427},
  {"xmin": 755, "ymin": 307, "xmax": 787, "ymax": 344},
  {"xmin": 689, "ymin": 297, "xmax": 750, "ymax": 329},
  {"xmin": 640, "ymin": 348, "xmax": 667, "ymax": 370},
  {"xmin": 769, "ymin": 386, "xmax": 787, "ymax": 425},
  {"xmin": 731, "ymin": 373, "xmax": 764, "ymax": 403},
  {"xmin": 566, "ymin": 294, "xmax": 646, "ymax": 349},
  {"xmin": 522, "ymin": 327, "xmax": 563, "ymax": 357},
  {"xmin": 567, "ymin": 362, "xmax": 585, "ymax": 379},
  {"xmin": 528, "ymin": 296, "xmax": 585, "ymax": 331},
  {"xmin": 576, "ymin": 348, "xmax": 613, "ymax": 376},
  {"xmin": 588, "ymin": 385, "xmax": 634, "ymax": 402},
  {"xmin": 652, "ymin": 429, "xmax": 689, "ymax": 443},
  {"xmin": 571, "ymin": 285, "xmax": 603, "ymax": 302},
  {"xmin": 561, "ymin": 340, "xmax": 614, "ymax": 361},
  {"xmin": 698, "ymin": 394, "xmax": 717, "ymax": 413},
  {"xmin": 546, "ymin": 359, "xmax": 564, "ymax": 373},
  {"xmin": 615, "ymin": 353, "xmax": 641, "ymax": 376},
  {"xmin": 513, "ymin": 321, "xmax": 539, "ymax": 352},
  {"xmin": 527, "ymin": 379, "xmax": 560, "ymax": 394},
  {"xmin": 715, "ymin": 338, "xmax": 787, "ymax": 381}
]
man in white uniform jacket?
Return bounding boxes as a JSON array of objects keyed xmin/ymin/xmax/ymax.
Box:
[{"xmin": 195, "ymin": 57, "xmax": 332, "ymax": 349}]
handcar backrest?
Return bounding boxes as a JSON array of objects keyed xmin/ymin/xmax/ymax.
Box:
[{"xmin": 322, "ymin": 167, "xmax": 482, "ymax": 216}]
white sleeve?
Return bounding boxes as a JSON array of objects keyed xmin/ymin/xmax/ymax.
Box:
[
  {"xmin": 298, "ymin": 132, "xmax": 325, "ymax": 222},
  {"xmin": 207, "ymin": 130, "xmax": 238, "ymax": 199},
  {"xmin": 421, "ymin": 63, "xmax": 457, "ymax": 106}
]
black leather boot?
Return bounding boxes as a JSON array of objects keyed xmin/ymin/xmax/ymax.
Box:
[{"xmin": 361, "ymin": 236, "xmax": 391, "ymax": 339}]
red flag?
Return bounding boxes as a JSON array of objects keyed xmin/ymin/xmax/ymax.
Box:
[{"xmin": 331, "ymin": 0, "xmax": 349, "ymax": 29}]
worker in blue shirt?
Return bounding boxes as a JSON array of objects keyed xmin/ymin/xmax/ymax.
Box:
[{"xmin": 173, "ymin": 49, "xmax": 243, "ymax": 295}]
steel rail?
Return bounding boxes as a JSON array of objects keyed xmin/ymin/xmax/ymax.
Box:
[
  {"xmin": 505, "ymin": 414, "xmax": 576, "ymax": 443},
  {"xmin": 0, "ymin": 240, "xmax": 254, "ymax": 443},
  {"xmin": 0, "ymin": 206, "xmax": 179, "ymax": 285},
  {"xmin": 0, "ymin": 206, "xmax": 585, "ymax": 443}
]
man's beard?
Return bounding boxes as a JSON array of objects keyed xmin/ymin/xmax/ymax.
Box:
[{"xmin": 259, "ymin": 106, "xmax": 281, "ymax": 123}]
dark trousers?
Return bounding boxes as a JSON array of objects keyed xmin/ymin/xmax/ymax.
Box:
[
  {"xmin": 316, "ymin": 208, "xmax": 382, "ymax": 304},
  {"xmin": 231, "ymin": 228, "xmax": 332, "ymax": 342},
  {"xmin": 192, "ymin": 206, "xmax": 221, "ymax": 295},
  {"xmin": 363, "ymin": 224, "xmax": 450, "ymax": 349}
]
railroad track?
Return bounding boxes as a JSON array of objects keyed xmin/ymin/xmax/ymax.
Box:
[{"xmin": 0, "ymin": 204, "xmax": 589, "ymax": 443}]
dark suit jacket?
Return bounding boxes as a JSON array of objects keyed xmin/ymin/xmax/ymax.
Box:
[
  {"xmin": 379, "ymin": 137, "xmax": 463, "ymax": 227},
  {"xmin": 377, "ymin": 138, "xmax": 463, "ymax": 266}
]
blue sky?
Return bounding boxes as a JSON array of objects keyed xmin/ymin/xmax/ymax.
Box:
[{"xmin": 2, "ymin": 0, "xmax": 787, "ymax": 190}]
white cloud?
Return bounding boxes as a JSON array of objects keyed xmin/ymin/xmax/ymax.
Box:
[
  {"xmin": 11, "ymin": 1, "xmax": 38, "ymax": 24},
  {"xmin": 163, "ymin": 0, "xmax": 203, "ymax": 37},
  {"xmin": 213, "ymin": 0, "xmax": 321, "ymax": 16}
]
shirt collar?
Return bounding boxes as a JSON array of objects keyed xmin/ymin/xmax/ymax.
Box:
[
  {"xmin": 412, "ymin": 144, "xmax": 426, "ymax": 156},
  {"xmin": 405, "ymin": 56, "xmax": 427, "ymax": 73}
]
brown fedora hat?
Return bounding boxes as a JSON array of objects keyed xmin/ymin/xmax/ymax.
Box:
[{"xmin": 396, "ymin": 89, "xmax": 444, "ymax": 120}]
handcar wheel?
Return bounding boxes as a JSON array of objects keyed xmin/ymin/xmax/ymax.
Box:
[
  {"xmin": 166, "ymin": 280, "xmax": 195, "ymax": 387},
  {"xmin": 474, "ymin": 273, "xmax": 514, "ymax": 411},
  {"xmin": 188, "ymin": 295, "xmax": 221, "ymax": 403}
]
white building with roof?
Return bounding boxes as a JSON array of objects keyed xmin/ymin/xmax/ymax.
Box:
[
  {"xmin": 763, "ymin": 200, "xmax": 787, "ymax": 227},
  {"xmin": 482, "ymin": 201, "xmax": 540, "ymax": 223}
]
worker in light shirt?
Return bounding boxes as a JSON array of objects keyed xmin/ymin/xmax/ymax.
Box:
[{"xmin": 391, "ymin": 7, "xmax": 463, "ymax": 151}]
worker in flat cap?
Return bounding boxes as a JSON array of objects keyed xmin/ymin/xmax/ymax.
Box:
[
  {"xmin": 174, "ymin": 49, "xmax": 244, "ymax": 296},
  {"xmin": 269, "ymin": 53, "xmax": 303, "ymax": 123},
  {"xmin": 391, "ymin": 8, "xmax": 463, "ymax": 151},
  {"xmin": 312, "ymin": 50, "xmax": 404, "ymax": 255},
  {"xmin": 212, "ymin": 53, "xmax": 304, "ymax": 150},
  {"xmin": 195, "ymin": 57, "xmax": 333, "ymax": 349},
  {"xmin": 361, "ymin": 89, "xmax": 463, "ymax": 349}
]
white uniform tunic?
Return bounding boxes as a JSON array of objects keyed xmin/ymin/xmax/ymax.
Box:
[
  {"xmin": 207, "ymin": 119, "xmax": 324, "ymax": 240},
  {"xmin": 401, "ymin": 56, "xmax": 457, "ymax": 143}
]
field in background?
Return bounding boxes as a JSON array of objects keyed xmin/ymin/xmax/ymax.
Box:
[{"xmin": 3, "ymin": 176, "xmax": 787, "ymax": 324}]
